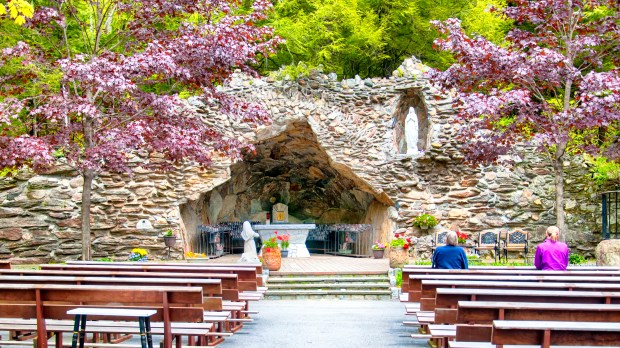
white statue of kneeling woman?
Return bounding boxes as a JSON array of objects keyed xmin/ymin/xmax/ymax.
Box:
[{"xmin": 239, "ymin": 221, "xmax": 260, "ymax": 263}]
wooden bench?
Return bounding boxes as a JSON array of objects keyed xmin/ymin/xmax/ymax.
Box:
[
  {"xmin": 401, "ymin": 267, "xmax": 620, "ymax": 294},
  {"xmin": 492, "ymin": 320, "xmax": 620, "ymax": 347},
  {"xmin": 409, "ymin": 274, "xmax": 620, "ymax": 303},
  {"xmin": 418, "ymin": 280, "xmax": 620, "ymax": 303},
  {"xmin": 454, "ymin": 301, "xmax": 620, "ymax": 343},
  {"xmin": 0, "ymin": 283, "xmax": 212, "ymax": 348},
  {"xmin": 0, "ymin": 269, "xmax": 242, "ymax": 301},
  {"xmin": 0, "ymin": 274, "xmax": 244, "ymax": 337},
  {"xmin": 65, "ymin": 261, "xmax": 264, "ymax": 287},
  {"xmin": 40, "ymin": 264, "xmax": 260, "ymax": 293}
]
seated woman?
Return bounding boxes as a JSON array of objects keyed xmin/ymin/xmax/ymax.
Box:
[
  {"xmin": 534, "ymin": 226, "xmax": 569, "ymax": 270},
  {"xmin": 432, "ymin": 231, "xmax": 468, "ymax": 269}
]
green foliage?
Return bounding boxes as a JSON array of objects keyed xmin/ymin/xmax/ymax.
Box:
[
  {"xmin": 460, "ymin": 0, "xmax": 511, "ymax": 46},
  {"xmin": 395, "ymin": 268, "xmax": 402, "ymax": 287},
  {"xmin": 569, "ymin": 253, "xmax": 586, "ymax": 265},
  {"xmin": 263, "ymin": 0, "xmax": 510, "ymax": 78},
  {"xmin": 266, "ymin": 0, "xmax": 387, "ymax": 78},
  {"xmin": 94, "ymin": 257, "xmax": 114, "ymax": 262},
  {"xmin": 584, "ymin": 154, "xmax": 620, "ymax": 186}
]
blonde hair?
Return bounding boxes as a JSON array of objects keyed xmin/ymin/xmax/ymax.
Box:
[{"xmin": 546, "ymin": 226, "xmax": 560, "ymax": 242}]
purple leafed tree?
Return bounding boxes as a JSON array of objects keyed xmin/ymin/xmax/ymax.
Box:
[
  {"xmin": 429, "ymin": 0, "xmax": 620, "ymax": 238},
  {"xmin": 0, "ymin": 0, "xmax": 282, "ymax": 260}
]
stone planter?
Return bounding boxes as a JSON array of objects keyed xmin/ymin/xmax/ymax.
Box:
[
  {"xmin": 163, "ymin": 236, "xmax": 177, "ymax": 247},
  {"xmin": 389, "ymin": 246, "xmax": 408, "ymax": 268},
  {"xmin": 262, "ymin": 249, "xmax": 281, "ymax": 271},
  {"xmin": 372, "ymin": 249, "xmax": 385, "ymax": 259}
]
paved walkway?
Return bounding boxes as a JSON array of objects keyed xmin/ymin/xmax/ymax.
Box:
[
  {"xmin": 219, "ymin": 300, "xmax": 426, "ymax": 348},
  {"xmin": 205, "ymin": 254, "xmax": 391, "ymax": 274}
]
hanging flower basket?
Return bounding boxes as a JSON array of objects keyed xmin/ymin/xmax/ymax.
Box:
[{"xmin": 163, "ymin": 236, "xmax": 177, "ymax": 247}]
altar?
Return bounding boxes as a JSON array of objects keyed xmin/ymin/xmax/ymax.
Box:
[
  {"xmin": 255, "ymin": 203, "xmax": 315, "ymax": 258},
  {"xmin": 254, "ymin": 223, "xmax": 315, "ymax": 258}
]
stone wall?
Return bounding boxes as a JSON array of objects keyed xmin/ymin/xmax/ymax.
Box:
[{"xmin": 0, "ymin": 57, "xmax": 603, "ymax": 262}]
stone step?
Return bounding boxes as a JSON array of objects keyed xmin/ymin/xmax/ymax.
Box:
[
  {"xmin": 265, "ymin": 293, "xmax": 393, "ymax": 300},
  {"xmin": 267, "ymin": 283, "xmax": 390, "ymax": 290},
  {"xmin": 265, "ymin": 289, "xmax": 393, "ymax": 300},
  {"xmin": 267, "ymin": 276, "xmax": 389, "ymax": 283}
]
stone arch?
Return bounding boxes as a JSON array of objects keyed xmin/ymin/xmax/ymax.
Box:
[
  {"xmin": 178, "ymin": 120, "xmax": 393, "ymax": 251},
  {"xmin": 393, "ymin": 89, "xmax": 430, "ymax": 155}
]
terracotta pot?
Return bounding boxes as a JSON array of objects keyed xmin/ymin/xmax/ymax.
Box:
[
  {"xmin": 372, "ymin": 249, "xmax": 385, "ymax": 259},
  {"xmin": 262, "ymin": 248, "xmax": 281, "ymax": 271},
  {"xmin": 389, "ymin": 246, "xmax": 408, "ymax": 268}
]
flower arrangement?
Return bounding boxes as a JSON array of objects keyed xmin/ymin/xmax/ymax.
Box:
[
  {"xmin": 186, "ymin": 251, "xmax": 207, "ymax": 258},
  {"xmin": 262, "ymin": 234, "xmax": 279, "ymax": 253},
  {"xmin": 128, "ymin": 248, "xmax": 148, "ymax": 262},
  {"xmin": 456, "ymin": 231, "xmax": 468, "ymax": 244},
  {"xmin": 390, "ymin": 233, "xmax": 411, "ymax": 250},
  {"xmin": 372, "ymin": 241, "xmax": 387, "ymax": 250},
  {"xmin": 413, "ymin": 213, "xmax": 439, "ymax": 228},
  {"xmin": 275, "ymin": 231, "xmax": 290, "ymax": 250}
]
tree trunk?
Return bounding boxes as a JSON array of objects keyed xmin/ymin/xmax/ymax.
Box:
[
  {"xmin": 552, "ymin": 150, "xmax": 567, "ymax": 242},
  {"xmin": 81, "ymin": 169, "xmax": 94, "ymax": 260}
]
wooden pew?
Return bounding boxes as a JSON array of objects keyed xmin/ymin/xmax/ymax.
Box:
[
  {"xmin": 65, "ymin": 261, "xmax": 264, "ymax": 287},
  {"xmin": 40, "ymin": 264, "xmax": 259, "ymax": 292},
  {"xmin": 408, "ymin": 274, "xmax": 620, "ymax": 303},
  {"xmin": 0, "ymin": 269, "xmax": 241, "ymax": 302},
  {"xmin": 433, "ymin": 288, "xmax": 620, "ymax": 314},
  {"xmin": 0, "ymin": 284, "xmax": 207, "ymax": 348},
  {"xmin": 0, "ymin": 274, "xmax": 245, "ymax": 344},
  {"xmin": 401, "ymin": 266, "xmax": 620, "ymax": 293},
  {"xmin": 492, "ymin": 320, "xmax": 620, "ymax": 347},
  {"xmin": 419, "ymin": 280, "xmax": 620, "ymax": 303},
  {"xmin": 455, "ymin": 301, "xmax": 620, "ymax": 343}
]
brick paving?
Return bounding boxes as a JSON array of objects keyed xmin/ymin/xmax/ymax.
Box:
[{"xmin": 205, "ymin": 254, "xmax": 390, "ymax": 274}]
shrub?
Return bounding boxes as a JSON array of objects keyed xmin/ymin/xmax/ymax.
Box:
[{"xmin": 569, "ymin": 253, "xmax": 586, "ymax": 265}]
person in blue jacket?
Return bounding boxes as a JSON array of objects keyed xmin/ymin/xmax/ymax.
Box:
[{"xmin": 432, "ymin": 230, "xmax": 468, "ymax": 269}]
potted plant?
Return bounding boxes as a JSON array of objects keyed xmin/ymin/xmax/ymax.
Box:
[
  {"xmin": 413, "ymin": 213, "xmax": 439, "ymax": 229},
  {"xmin": 456, "ymin": 230, "xmax": 468, "ymax": 245},
  {"xmin": 163, "ymin": 229, "xmax": 178, "ymax": 247},
  {"xmin": 389, "ymin": 233, "xmax": 411, "ymax": 268},
  {"xmin": 276, "ymin": 231, "xmax": 290, "ymax": 258},
  {"xmin": 371, "ymin": 241, "xmax": 386, "ymax": 259},
  {"xmin": 261, "ymin": 234, "xmax": 281, "ymax": 271},
  {"xmin": 128, "ymin": 248, "xmax": 148, "ymax": 262}
]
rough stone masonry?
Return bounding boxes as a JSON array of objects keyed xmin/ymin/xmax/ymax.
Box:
[{"xmin": 0, "ymin": 57, "xmax": 603, "ymax": 263}]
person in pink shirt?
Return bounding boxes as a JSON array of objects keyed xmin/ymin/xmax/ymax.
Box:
[{"xmin": 534, "ymin": 226, "xmax": 569, "ymax": 270}]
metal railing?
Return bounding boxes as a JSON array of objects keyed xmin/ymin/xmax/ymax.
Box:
[{"xmin": 601, "ymin": 190, "xmax": 620, "ymax": 239}]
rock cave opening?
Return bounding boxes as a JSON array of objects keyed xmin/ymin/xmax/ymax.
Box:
[{"xmin": 179, "ymin": 121, "xmax": 392, "ymax": 255}]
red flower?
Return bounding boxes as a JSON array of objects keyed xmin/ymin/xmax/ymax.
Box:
[{"xmin": 403, "ymin": 244, "xmax": 409, "ymax": 250}]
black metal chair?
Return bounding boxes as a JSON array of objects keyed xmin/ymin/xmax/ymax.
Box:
[
  {"xmin": 474, "ymin": 231, "xmax": 500, "ymax": 263},
  {"xmin": 501, "ymin": 229, "xmax": 529, "ymax": 263},
  {"xmin": 432, "ymin": 231, "xmax": 448, "ymax": 251}
]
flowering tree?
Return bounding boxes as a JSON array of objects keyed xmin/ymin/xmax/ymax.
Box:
[
  {"xmin": 0, "ymin": 0, "xmax": 281, "ymax": 260},
  {"xmin": 0, "ymin": 0, "xmax": 33, "ymax": 25},
  {"xmin": 430, "ymin": 0, "xmax": 620, "ymax": 238}
]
